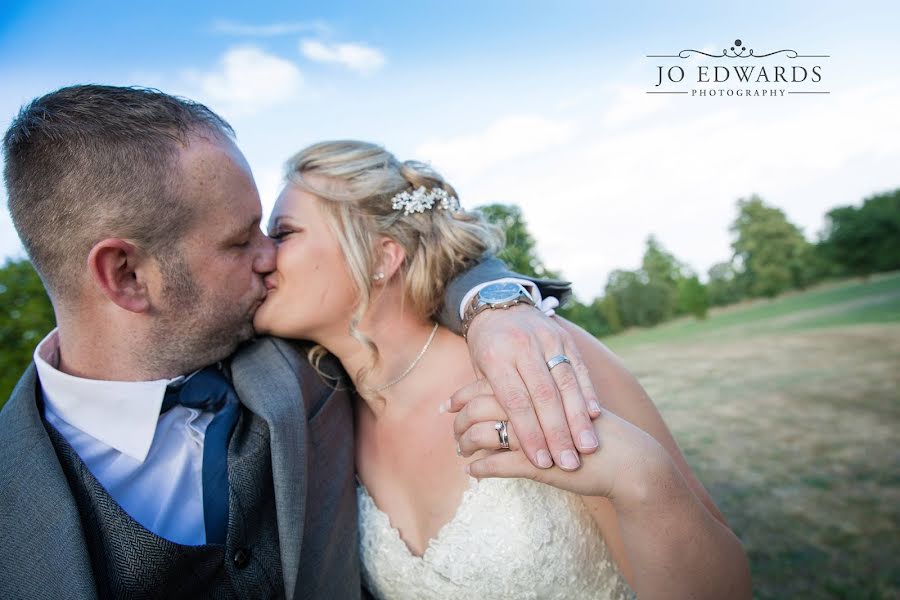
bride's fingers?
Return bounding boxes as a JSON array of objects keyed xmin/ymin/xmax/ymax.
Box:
[
  {"xmin": 457, "ymin": 421, "xmax": 520, "ymax": 457},
  {"xmin": 444, "ymin": 378, "xmax": 493, "ymax": 414},
  {"xmin": 466, "ymin": 450, "xmax": 539, "ymax": 480},
  {"xmin": 452, "ymin": 394, "xmax": 507, "ymax": 439}
]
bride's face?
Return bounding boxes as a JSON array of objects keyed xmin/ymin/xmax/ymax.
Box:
[{"xmin": 253, "ymin": 182, "xmax": 358, "ymax": 341}]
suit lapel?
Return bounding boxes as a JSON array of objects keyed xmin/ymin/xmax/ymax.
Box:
[
  {"xmin": 230, "ymin": 337, "xmax": 309, "ymax": 600},
  {"xmin": 0, "ymin": 364, "xmax": 96, "ymax": 596}
]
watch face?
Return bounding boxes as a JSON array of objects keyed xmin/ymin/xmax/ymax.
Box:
[{"xmin": 479, "ymin": 282, "xmax": 525, "ymax": 303}]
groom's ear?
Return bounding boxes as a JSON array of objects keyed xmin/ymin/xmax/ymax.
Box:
[
  {"xmin": 374, "ymin": 236, "xmax": 406, "ymax": 284},
  {"xmin": 87, "ymin": 239, "xmax": 153, "ymax": 313}
]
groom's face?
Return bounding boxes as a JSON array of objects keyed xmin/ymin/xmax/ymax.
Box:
[{"xmin": 149, "ymin": 134, "xmax": 276, "ymax": 371}]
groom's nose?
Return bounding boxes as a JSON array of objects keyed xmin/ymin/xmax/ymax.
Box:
[{"xmin": 253, "ymin": 232, "xmax": 277, "ymax": 275}]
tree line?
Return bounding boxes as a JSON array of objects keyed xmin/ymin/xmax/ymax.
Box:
[
  {"xmin": 1, "ymin": 188, "xmax": 898, "ymax": 405},
  {"xmin": 482, "ymin": 188, "xmax": 900, "ymax": 338}
]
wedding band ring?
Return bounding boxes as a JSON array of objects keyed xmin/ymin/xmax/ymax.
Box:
[
  {"xmin": 546, "ymin": 354, "xmax": 571, "ymax": 370},
  {"xmin": 495, "ymin": 420, "xmax": 510, "ymax": 450}
]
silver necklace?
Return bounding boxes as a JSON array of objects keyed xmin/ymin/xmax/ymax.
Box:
[{"xmin": 372, "ymin": 322, "xmax": 439, "ymax": 393}]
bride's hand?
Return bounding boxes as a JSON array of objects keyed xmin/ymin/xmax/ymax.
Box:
[{"xmin": 451, "ymin": 382, "xmax": 676, "ymax": 504}]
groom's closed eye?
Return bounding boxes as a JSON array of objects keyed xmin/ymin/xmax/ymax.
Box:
[
  {"xmin": 231, "ymin": 232, "xmax": 252, "ymax": 247},
  {"xmin": 225, "ymin": 217, "xmax": 262, "ymax": 249},
  {"xmin": 229, "ymin": 231, "xmax": 254, "ymax": 249}
]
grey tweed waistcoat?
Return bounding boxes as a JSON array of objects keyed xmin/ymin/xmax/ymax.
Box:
[{"xmin": 45, "ymin": 406, "xmax": 283, "ymax": 600}]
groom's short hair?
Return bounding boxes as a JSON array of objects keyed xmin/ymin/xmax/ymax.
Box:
[{"xmin": 3, "ymin": 84, "xmax": 234, "ymax": 301}]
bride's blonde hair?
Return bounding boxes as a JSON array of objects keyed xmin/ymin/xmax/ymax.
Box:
[{"xmin": 284, "ymin": 140, "xmax": 503, "ymax": 395}]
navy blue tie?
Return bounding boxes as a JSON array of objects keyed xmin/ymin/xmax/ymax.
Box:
[{"xmin": 162, "ymin": 365, "xmax": 239, "ymax": 545}]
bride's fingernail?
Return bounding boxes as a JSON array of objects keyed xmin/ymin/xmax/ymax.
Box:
[
  {"xmin": 439, "ymin": 399, "xmax": 450, "ymax": 414},
  {"xmin": 589, "ymin": 401, "xmax": 601, "ymax": 413},
  {"xmin": 536, "ymin": 449, "xmax": 553, "ymax": 468},
  {"xmin": 464, "ymin": 464, "xmax": 472, "ymax": 475},
  {"xmin": 580, "ymin": 430, "xmax": 599, "ymax": 449}
]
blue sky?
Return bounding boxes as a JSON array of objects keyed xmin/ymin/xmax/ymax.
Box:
[{"xmin": 2, "ymin": 1, "xmax": 899, "ymax": 298}]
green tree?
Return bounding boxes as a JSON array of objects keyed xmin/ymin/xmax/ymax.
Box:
[
  {"xmin": 730, "ymin": 195, "xmax": 817, "ymax": 298},
  {"xmin": 677, "ymin": 274, "xmax": 709, "ymax": 319},
  {"xmin": 556, "ymin": 298, "xmax": 610, "ymax": 338},
  {"xmin": 706, "ymin": 261, "xmax": 745, "ymax": 306},
  {"xmin": 818, "ymin": 189, "xmax": 900, "ymax": 276},
  {"xmin": 555, "ymin": 295, "xmax": 624, "ymax": 337},
  {"xmin": 604, "ymin": 269, "xmax": 672, "ymax": 328},
  {"xmin": 642, "ymin": 235, "xmax": 683, "ymax": 290},
  {"xmin": 478, "ymin": 203, "xmax": 560, "ymax": 279},
  {"xmin": 1, "ymin": 258, "xmax": 56, "ymax": 408},
  {"xmin": 640, "ymin": 235, "xmax": 682, "ymax": 319},
  {"xmin": 597, "ymin": 295, "xmax": 623, "ymax": 334}
]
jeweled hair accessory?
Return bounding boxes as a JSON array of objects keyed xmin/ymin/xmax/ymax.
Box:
[{"xmin": 391, "ymin": 186, "xmax": 460, "ymax": 216}]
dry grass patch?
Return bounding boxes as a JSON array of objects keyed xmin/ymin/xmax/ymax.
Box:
[{"xmin": 616, "ymin": 324, "xmax": 900, "ymax": 599}]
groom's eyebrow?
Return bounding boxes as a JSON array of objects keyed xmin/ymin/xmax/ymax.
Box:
[{"xmin": 224, "ymin": 216, "xmax": 261, "ymax": 242}]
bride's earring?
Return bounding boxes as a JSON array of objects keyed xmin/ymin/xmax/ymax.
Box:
[{"xmin": 372, "ymin": 272, "xmax": 385, "ymax": 281}]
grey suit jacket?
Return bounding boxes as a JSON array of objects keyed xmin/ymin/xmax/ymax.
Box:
[
  {"xmin": 0, "ymin": 338, "xmax": 351, "ymax": 600},
  {"xmin": 0, "ymin": 258, "xmax": 569, "ymax": 599}
]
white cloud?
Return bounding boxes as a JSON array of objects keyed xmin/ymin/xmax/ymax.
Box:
[
  {"xmin": 182, "ymin": 46, "xmax": 302, "ymax": 117},
  {"xmin": 211, "ymin": 19, "xmax": 329, "ymax": 37},
  {"xmin": 601, "ymin": 84, "xmax": 673, "ymax": 127},
  {"xmin": 423, "ymin": 83, "xmax": 900, "ymax": 300},
  {"xmin": 299, "ymin": 39, "xmax": 386, "ymax": 74},
  {"xmin": 415, "ymin": 115, "xmax": 576, "ymax": 182}
]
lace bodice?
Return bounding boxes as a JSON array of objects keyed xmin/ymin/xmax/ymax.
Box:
[{"xmin": 358, "ymin": 476, "xmax": 635, "ymax": 600}]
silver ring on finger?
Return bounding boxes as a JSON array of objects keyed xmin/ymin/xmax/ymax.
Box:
[
  {"xmin": 494, "ymin": 420, "xmax": 510, "ymax": 450},
  {"xmin": 546, "ymin": 354, "xmax": 571, "ymax": 371}
]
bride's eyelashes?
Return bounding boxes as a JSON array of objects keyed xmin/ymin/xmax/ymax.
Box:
[{"xmin": 270, "ymin": 227, "xmax": 303, "ymax": 242}]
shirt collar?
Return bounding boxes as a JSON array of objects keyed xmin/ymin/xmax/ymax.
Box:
[{"xmin": 34, "ymin": 329, "xmax": 182, "ymax": 463}]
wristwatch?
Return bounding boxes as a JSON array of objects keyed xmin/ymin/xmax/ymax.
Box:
[{"xmin": 461, "ymin": 282, "xmax": 536, "ymax": 338}]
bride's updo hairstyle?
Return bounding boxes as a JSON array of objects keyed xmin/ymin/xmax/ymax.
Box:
[{"xmin": 284, "ymin": 140, "xmax": 503, "ymax": 391}]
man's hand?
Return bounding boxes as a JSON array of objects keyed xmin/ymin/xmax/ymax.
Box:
[{"xmin": 447, "ymin": 305, "xmax": 602, "ymax": 470}]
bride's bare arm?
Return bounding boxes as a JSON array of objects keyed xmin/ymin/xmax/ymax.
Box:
[
  {"xmin": 449, "ymin": 317, "xmax": 752, "ymax": 599},
  {"xmin": 557, "ymin": 318, "xmax": 730, "ymax": 524}
]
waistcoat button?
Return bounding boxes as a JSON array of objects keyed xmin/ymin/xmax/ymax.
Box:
[{"xmin": 233, "ymin": 548, "xmax": 251, "ymax": 569}]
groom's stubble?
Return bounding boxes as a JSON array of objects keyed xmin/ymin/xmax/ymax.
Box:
[{"xmin": 145, "ymin": 246, "xmax": 258, "ymax": 376}]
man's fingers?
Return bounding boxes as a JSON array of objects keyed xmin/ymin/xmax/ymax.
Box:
[
  {"xmin": 547, "ymin": 359, "xmax": 599, "ymax": 455},
  {"xmin": 547, "ymin": 334, "xmax": 600, "ymax": 455},
  {"xmin": 466, "ymin": 450, "xmax": 540, "ymax": 480},
  {"xmin": 443, "ymin": 378, "xmax": 493, "ymax": 414},
  {"xmin": 457, "ymin": 421, "xmax": 519, "ymax": 457},
  {"xmin": 562, "ymin": 332, "xmax": 602, "ymax": 418},
  {"xmin": 482, "ymin": 364, "xmax": 553, "ymax": 469},
  {"xmin": 517, "ymin": 355, "xmax": 581, "ymax": 471}
]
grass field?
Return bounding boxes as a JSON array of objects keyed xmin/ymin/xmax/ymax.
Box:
[{"xmin": 603, "ymin": 272, "xmax": 900, "ymax": 599}]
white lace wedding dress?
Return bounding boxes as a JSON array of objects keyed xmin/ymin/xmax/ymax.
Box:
[{"xmin": 358, "ymin": 476, "xmax": 636, "ymax": 599}]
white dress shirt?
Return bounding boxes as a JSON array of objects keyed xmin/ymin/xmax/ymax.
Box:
[{"xmin": 35, "ymin": 330, "xmax": 213, "ymax": 546}]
